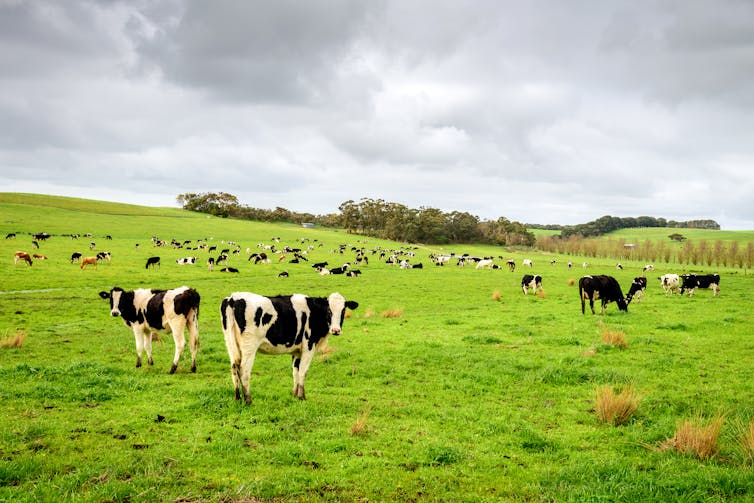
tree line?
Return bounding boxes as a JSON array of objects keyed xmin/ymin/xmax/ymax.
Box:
[
  {"xmin": 176, "ymin": 193, "xmax": 535, "ymax": 245},
  {"xmin": 528, "ymin": 215, "xmax": 720, "ymax": 238}
]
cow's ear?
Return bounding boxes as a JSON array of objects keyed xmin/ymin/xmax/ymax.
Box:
[
  {"xmin": 99, "ymin": 291, "xmax": 111, "ymax": 299},
  {"xmin": 346, "ymin": 300, "xmax": 359, "ymax": 310}
]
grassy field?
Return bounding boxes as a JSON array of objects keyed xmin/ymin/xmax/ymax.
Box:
[{"xmin": 1, "ymin": 193, "xmax": 753, "ymax": 502}]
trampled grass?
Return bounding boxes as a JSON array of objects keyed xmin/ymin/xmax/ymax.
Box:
[{"xmin": 1, "ymin": 193, "xmax": 754, "ymax": 501}]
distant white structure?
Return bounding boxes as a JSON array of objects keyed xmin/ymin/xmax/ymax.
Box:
[{"xmin": 301, "ymin": 222, "xmax": 315, "ymax": 228}]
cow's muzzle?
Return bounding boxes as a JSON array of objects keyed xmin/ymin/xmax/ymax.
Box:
[
  {"xmin": 110, "ymin": 310, "xmax": 121, "ymax": 317},
  {"xmin": 330, "ymin": 327, "xmax": 342, "ymax": 336}
]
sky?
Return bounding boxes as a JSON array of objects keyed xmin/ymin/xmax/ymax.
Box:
[{"xmin": 1, "ymin": 0, "xmax": 754, "ymax": 229}]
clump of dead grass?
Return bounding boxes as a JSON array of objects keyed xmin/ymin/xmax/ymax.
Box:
[
  {"xmin": 536, "ymin": 289, "xmax": 546, "ymax": 299},
  {"xmin": 595, "ymin": 383, "xmax": 641, "ymax": 426},
  {"xmin": 350, "ymin": 407, "xmax": 372, "ymax": 436},
  {"xmin": 659, "ymin": 413, "xmax": 726, "ymax": 459},
  {"xmin": 740, "ymin": 420, "xmax": 754, "ymax": 463},
  {"xmin": 381, "ymin": 308, "xmax": 403, "ymax": 318},
  {"xmin": 601, "ymin": 328, "xmax": 628, "ymax": 349},
  {"xmin": 1, "ymin": 331, "xmax": 26, "ymax": 348},
  {"xmin": 363, "ymin": 308, "xmax": 376, "ymax": 319},
  {"xmin": 567, "ymin": 278, "xmax": 575, "ymax": 286},
  {"xmin": 492, "ymin": 290, "xmax": 501, "ymax": 302}
]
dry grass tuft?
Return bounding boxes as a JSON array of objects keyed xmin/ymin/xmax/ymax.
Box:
[
  {"xmin": 567, "ymin": 278, "xmax": 575, "ymax": 286},
  {"xmin": 582, "ymin": 345, "xmax": 596, "ymax": 357},
  {"xmin": 659, "ymin": 414, "xmax": 726, "ymax": 459},
  {"xmin": 595, "ymin": 383, "xmax": 640, "ymax": 426},
  {"xmin": 737, "ymin": 419, "xmax": 754, "ymax": 463},
  {"xmin": 316, "ymin": 343, "xmax": 335, "ymax": 362},
  {"xmin": 601, "ymin": 329, "xmax": 628, "ymax": 349},
  {"xmin": 492, "ymin": 290, "xmax": 501, "ymax": 301},
  {"xmin": 350, "ymin": 407, "xmax": 372, "ymax": 436},
  {"xmin": 381, "ymin": 308, "xmax": 404, "ymax": 318},
  {"xmin": 363, "ymin": 308, "xmax": 375, "ymax": 319},
  {"xmin": 536, "ymin": 289, "xmax": 546, "ymax": 299},
  {"xmin": 1, "ymin": 331, "xmax": 26, "ymax": 348}
]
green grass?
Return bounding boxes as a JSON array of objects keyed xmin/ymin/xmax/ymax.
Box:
[{"xmin": 1, "ymin": 193, "xmax": 754, "ymax": 502}]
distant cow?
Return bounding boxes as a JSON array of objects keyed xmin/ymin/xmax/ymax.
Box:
[
  {"xmin": 626, "ymin": 277, "xmax": 648, "ymax": 304},
  {"xmin": 680, "ymin": 274, "xmax": 720, "ymax": 297},
  {"xmin": 579, "ymin": 275, "xmax": 628, "ymax": 314},
  {"xmin": 99, "ymin": 286, "xmax": 200, "ymax": 373},
  {"xmin": 658, "ymin": 274, "xmax": 680, "ymax": 295},
  {"xmin": 643, "ymin": 264, "xmax": 655, "ymax": 272},
  {"xmin": 70, "ymin": 252, "xmax": 82, "ymax": 263},
  {"xmin": 145, "ymin": 256, "xmax": 161, "ymax": 269},
  {"xmin": 506, "ymin": 259, "xmax": 516, "ymax": 272},
  {"xmin": 13, "ymin": 251, "xmax": 33, "ymax": 266},
  {"xmin": 176, "ymin": 257, "xmax": 197, "ymax": 265},
  {"xmin": 220, "ymin": 267, "xmax": 239, "ymax": 273},
  {"xmin": 32, "ymin": 253, "xmax": 47, "ymax": 260},
  {"xmin": 96, "ymin": 251, "xmax": 111, "ymax": 263},
  {"xmin": 521, "ymin": 274, "xmax": 543, "ymax": 295},
  {"xmin": 5, "ymin": 233, "xmax": 16, "ymax": 239},
  {"xmin": 220, "ymin": 292, "xmax": 358, "ymax": 404},
  {"xmin": 80, "ymin": 256, "xmax": 98, "ymax": 269},
  {"xmin": 522, "ymin": 259, "xmax": 533, "ymax": 267},
  {"xmin": 476, "ymin": 259, "xmax": 494, "ymax": 269}
]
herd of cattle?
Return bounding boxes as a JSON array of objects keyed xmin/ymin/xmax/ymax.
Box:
[{"xmin": 8, "ymin": 231, "xmax": 722, "ymax": 404}]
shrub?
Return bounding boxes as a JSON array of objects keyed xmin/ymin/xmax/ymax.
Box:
[
  {"xmin": 1, "ymin": 331, "xmax": 26, "ymax": 349},
  {"xmin": 601, "ymin": 329, "xmax": 628, "ymax": 349},
  {"xmin": 660, "ymin": 414, "xmax": 726, "ymax": 459},
  {"xmin": 595, "ymin": 383, "xmax": 640, "ymax": 426}
]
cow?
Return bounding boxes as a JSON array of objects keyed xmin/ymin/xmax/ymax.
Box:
[
  {"xmin": 579, "ymin": 275, "xmax": 628, "ymax": 314},
  {"xmin": 658, "ymin": 274, "xmax": 680, "ymax": 295},
  {"xmin": 207, "ymin": 257, "xmax": 215, "ymax": 271},
  {"xmin": 522, "ymin": 259, "xmax": 533, "ymax": 267},
  {"xmin": 521, "ymin": 274, "xmax": 543, "ymax": 295},
  {"xmin": 145, "ymin": 256, "xmax": 161, "ymax": 269},
  {"xmin": 643, "ymin": 264, "xmax": 655, "ymax": 272},
  {"xmin": 5, "ymin": 233, "xmax": 16, "ymax": 239},
  {"xmin": 176, "ymin": 257, "xmax": 197, "ymax": 265},
  {"xmin": 680, "ymin": 274, "xmax": 720, "ymax": 297},
  {"xmin": 616, "ymin": 263, "xmax": 623, "ymax": 270},
  {"xmin": 99, "ymin": 286, "xmax": 200, "ymax": 373},
  {"xmin": 13, "ymin": 251, "xmax": 33, "ymax": 266},
  {"xmin": 277, "ymin": 271, "xmax": 289, "ymax": 278},
  {"xmin": 626, "ymin": 277, "xmax": 648, "ymax": 304},
  {"xmin": 96, "ymin": 251, "xmax": 111, "ymax": 263},
  {"xmin": 220, "ymin": 267, "xmax": 239, "ymax": 273},
  {"xmin": 476, "ymin": 259, "xmax": 494, "ymax": 269},
  {"xmin": 220, "ymin": 292, "xmax": 358, "ymax": 404},
  {"xmin": 70, "ymin": 252, "xmax": 82, "ymax": 263},
  {"xmin": 506, "ymin": 259, "xmax": 516, "ymax": 272},
  {"xmin": 32, "ymin": 254, "xmax": 47, "ymax": 260},
  {"xmin": 80, "ymin": 256, "xmax": 98, "ymax": 269}
]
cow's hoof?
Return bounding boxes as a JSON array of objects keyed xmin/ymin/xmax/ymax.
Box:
[{"xmin": 169, "ymin": 364, "xmax": 178, "ymax": 374}]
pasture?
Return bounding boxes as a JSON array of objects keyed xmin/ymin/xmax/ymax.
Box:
[{"xmin": 1, "ymin": 194, "xmax": 753, "ymax": 502}]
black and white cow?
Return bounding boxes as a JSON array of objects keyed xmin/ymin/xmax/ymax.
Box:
[
  {"xmin": 521, "ymin": 274, "xmax": 543, "ymax": 295},
  {"xmin": 70, "ymin": 251, "xmax": 82, "ymax": 263},
  {"xmin": 99, "ymin": 286, "xmax": 200, "ymax": 373},
  {"xmin": 680, "ymin": 274, "xmax": 720, "ymax": 297},
  {"xmin": 625, "ymin": 277, "xmax": 648, "ymax": 304},
  {"xmin": 220, "ymin": 292, "xmax": 358, "ymax": 404},
  {"xmin": 176, "ymin": 257, "xmax": 197, "ymax": 265},
  {"xmin": 579, "ymin": 275, "xmax": 628, "ymax": 314},
  {"xmin": 658, "ymin": 274, "xmax": 680, "ymax": 295}
]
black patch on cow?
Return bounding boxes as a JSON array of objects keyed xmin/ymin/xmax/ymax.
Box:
[
  {"xmin": 220, "ymin": 298, "xmax": 230, "ymax": 330},
  {"xmin": 305, "ymin": 297, "xmax": 331, "ymax": 350},
  {"xmin": 253, "ymin": 307, "xmax": 264, "ymax": 327},
  {"xmin": 293, "ymin": 357, "xmax": 301, "ymax": 369},
  {"xmin": 145, "ymin": 291, "xmax": 167, "ymax": 330},
  {"xmin": 173, "ymin": 289, "xmax": 200, "ymax": 318},
  {"xmin": 264, "ymin": 296, "xmax": 301, "ymax": 347},
  {"xmin": 112, "ymin": 288, "xmax": 139, "ymax": 325},
  {"xmin": 232, "ymin": 298, "xmax": 247, "ymax": 334},
  {"xmin": 295, "ymin": 311, "xmax": 308, "ymax": 346}
]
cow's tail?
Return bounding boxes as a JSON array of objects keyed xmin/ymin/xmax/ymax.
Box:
[{"xmin": 220, "ymin": 297, "xmax": 242, "ymax": 357}]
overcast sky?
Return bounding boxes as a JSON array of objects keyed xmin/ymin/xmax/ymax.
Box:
[{"xmin": 2, "ymin": 1, "xmax": 753, "ymax": 229}]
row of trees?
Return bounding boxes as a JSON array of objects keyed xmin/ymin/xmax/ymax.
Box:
[
  {"xmin": 536, "ymin": 234, "xmax": 754, "ymax": 269},
  {"xmin": 528, "ymin": 215, "xmax": 720, "ymax": 238},
  {"xmin": 337, "ymin": 198, "xmax": 534, "ymax": 245}
]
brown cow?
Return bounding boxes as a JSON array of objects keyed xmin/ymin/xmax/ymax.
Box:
[
  {"xmin": 80, "ymin": 256, "xmax": 98, "ymax": 269},
  {"xmin": 33, "ymin": 253, "xmax": 48, "ymax": 260},
  {"xmin": 13, "ymin": 251, "xmax": 33, "ymax": 266}
]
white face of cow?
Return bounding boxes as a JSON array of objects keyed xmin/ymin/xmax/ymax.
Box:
[
  {"xmin": 110, "ymin": 289, "xmax": 123, "ymax": 317},
  {"xmin": 328, "ymin": 293, "xmax": 347, "ymax": 335}
]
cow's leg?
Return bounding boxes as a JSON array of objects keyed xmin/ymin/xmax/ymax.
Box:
[
  {"xmin": 291, "ymin": 353, "xmax": 303, "ymax": 398},
  {"xmin": 187, "ymin": 309, "xmax": 200, "ymax": 372},
  {"xmin": 133, "ymin": 329, "xmax": 145, "ymax": 368},
  {"xmin": 293, "ymin": 349, "xmax": 318, "ymax": 400},
  {"xmin": 144, "ymin": 332, "xmax": 154, "ymax": 366},
  {"xmin": 222, "ymin": 318, "xmax": 242, "ymax": 400},
  {"xmin": 522, "ymin": 285, "xmax": 528, "ymax": 295},
  {"xmin": 238, "ymin": 348, "xmax": 261, "ymax": 405},
  {"xmin": 168, "ymin": 319, "xmax": 187, "ymax": 374}
]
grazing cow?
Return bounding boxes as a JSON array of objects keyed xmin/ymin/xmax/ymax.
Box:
[
  {"xmin": 31, "ymin": 241, "xmax": 39, "ymax": 249},
  {"xmin": 32, "ymin": 253, "xmax": 47, "ymax": 260},
  {"xmin": 176, "ymin": 257, "xmax": 197, "ymax": 265},
  {"xmin": 476, "ymin": 259, "xmax": 494, "ymax": 269},
  {"xmin": 70, "ymin": 252, "xmax": 82, "ymax": 263},
  {"xmin": 220, "ymin": 292, "xmax": 358, "ymax": 404},
  {"xmin": 13, "ymin": 251, "xmax": 33, "ymax": 266},
  {"xmin": 99, "ymin": 286, "xmax": 200, "ymax": 373},
  {"xmin": 506, "ymin": 259, "xmax": 516, "ymax": 272},
  {"xmin": 278, "ymin": 271, "xmax": 289, "ymax": 278},
  {"xmin": 579, "ymin": 275, "xmax": 628, "ymax": 314},
  {"xmin": 643, "ymin": 264, "xmax": 655, "ymax": 272},
  {"xmin": 522, "ymin": 259, "xmax": 533, "ymax": 267},
  {"xmin": 616, "ymin": 263, "xmax": 623, "ymax": 270},
  {"xmin": 207, "ymin": 257, "xmax": 215, "ymax": 271},
  {"xmin": 145, "ymin": 256, "xmax": 161, "ymax": 269},
  {"xmin": 626, "ymin": 277, "xmax": 648, "ymax": 304},
  {"xmin": 521, "ymin": 274, "xmax": 543, "ymax": 295},
  {"xmin": 80, "ymin": 257, "xmax": 98, "ymax": 269},
  {"xmin": 220, "ymin": 267, "xmax": 239, "ymax": 273},
  {"xmin": 658, "ymin": 274, "xmax": 680, "ymax": 295},
  {"xmin": 346, "ymin": 269, "xmax": 362, "ymax": 276},
  {"xmin": 96, "ymin": 251, "xmax": 111, "ymax": 263},
  {"xmin": 5, "ymin": 233, "xmax": 16, "ymax": 239},
  {"xmin": 311, "ymin": 261, "xmax": 328, "ymax": 270},
  {"xmin": 680, "ymin": 274, "xmax": 720, "ymax": 297}
]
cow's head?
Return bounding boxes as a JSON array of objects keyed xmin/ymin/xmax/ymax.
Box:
[
  {"xmin": 98, "ymin": 287, "xmax": 126, "ymax": 317},
  {"xmin": 616, "ymin": 297, "xmax": 628, "ymax": 311},
  {"xmin": 327, "ymin": 292, "xmax": 359, "ymax": 335}
]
